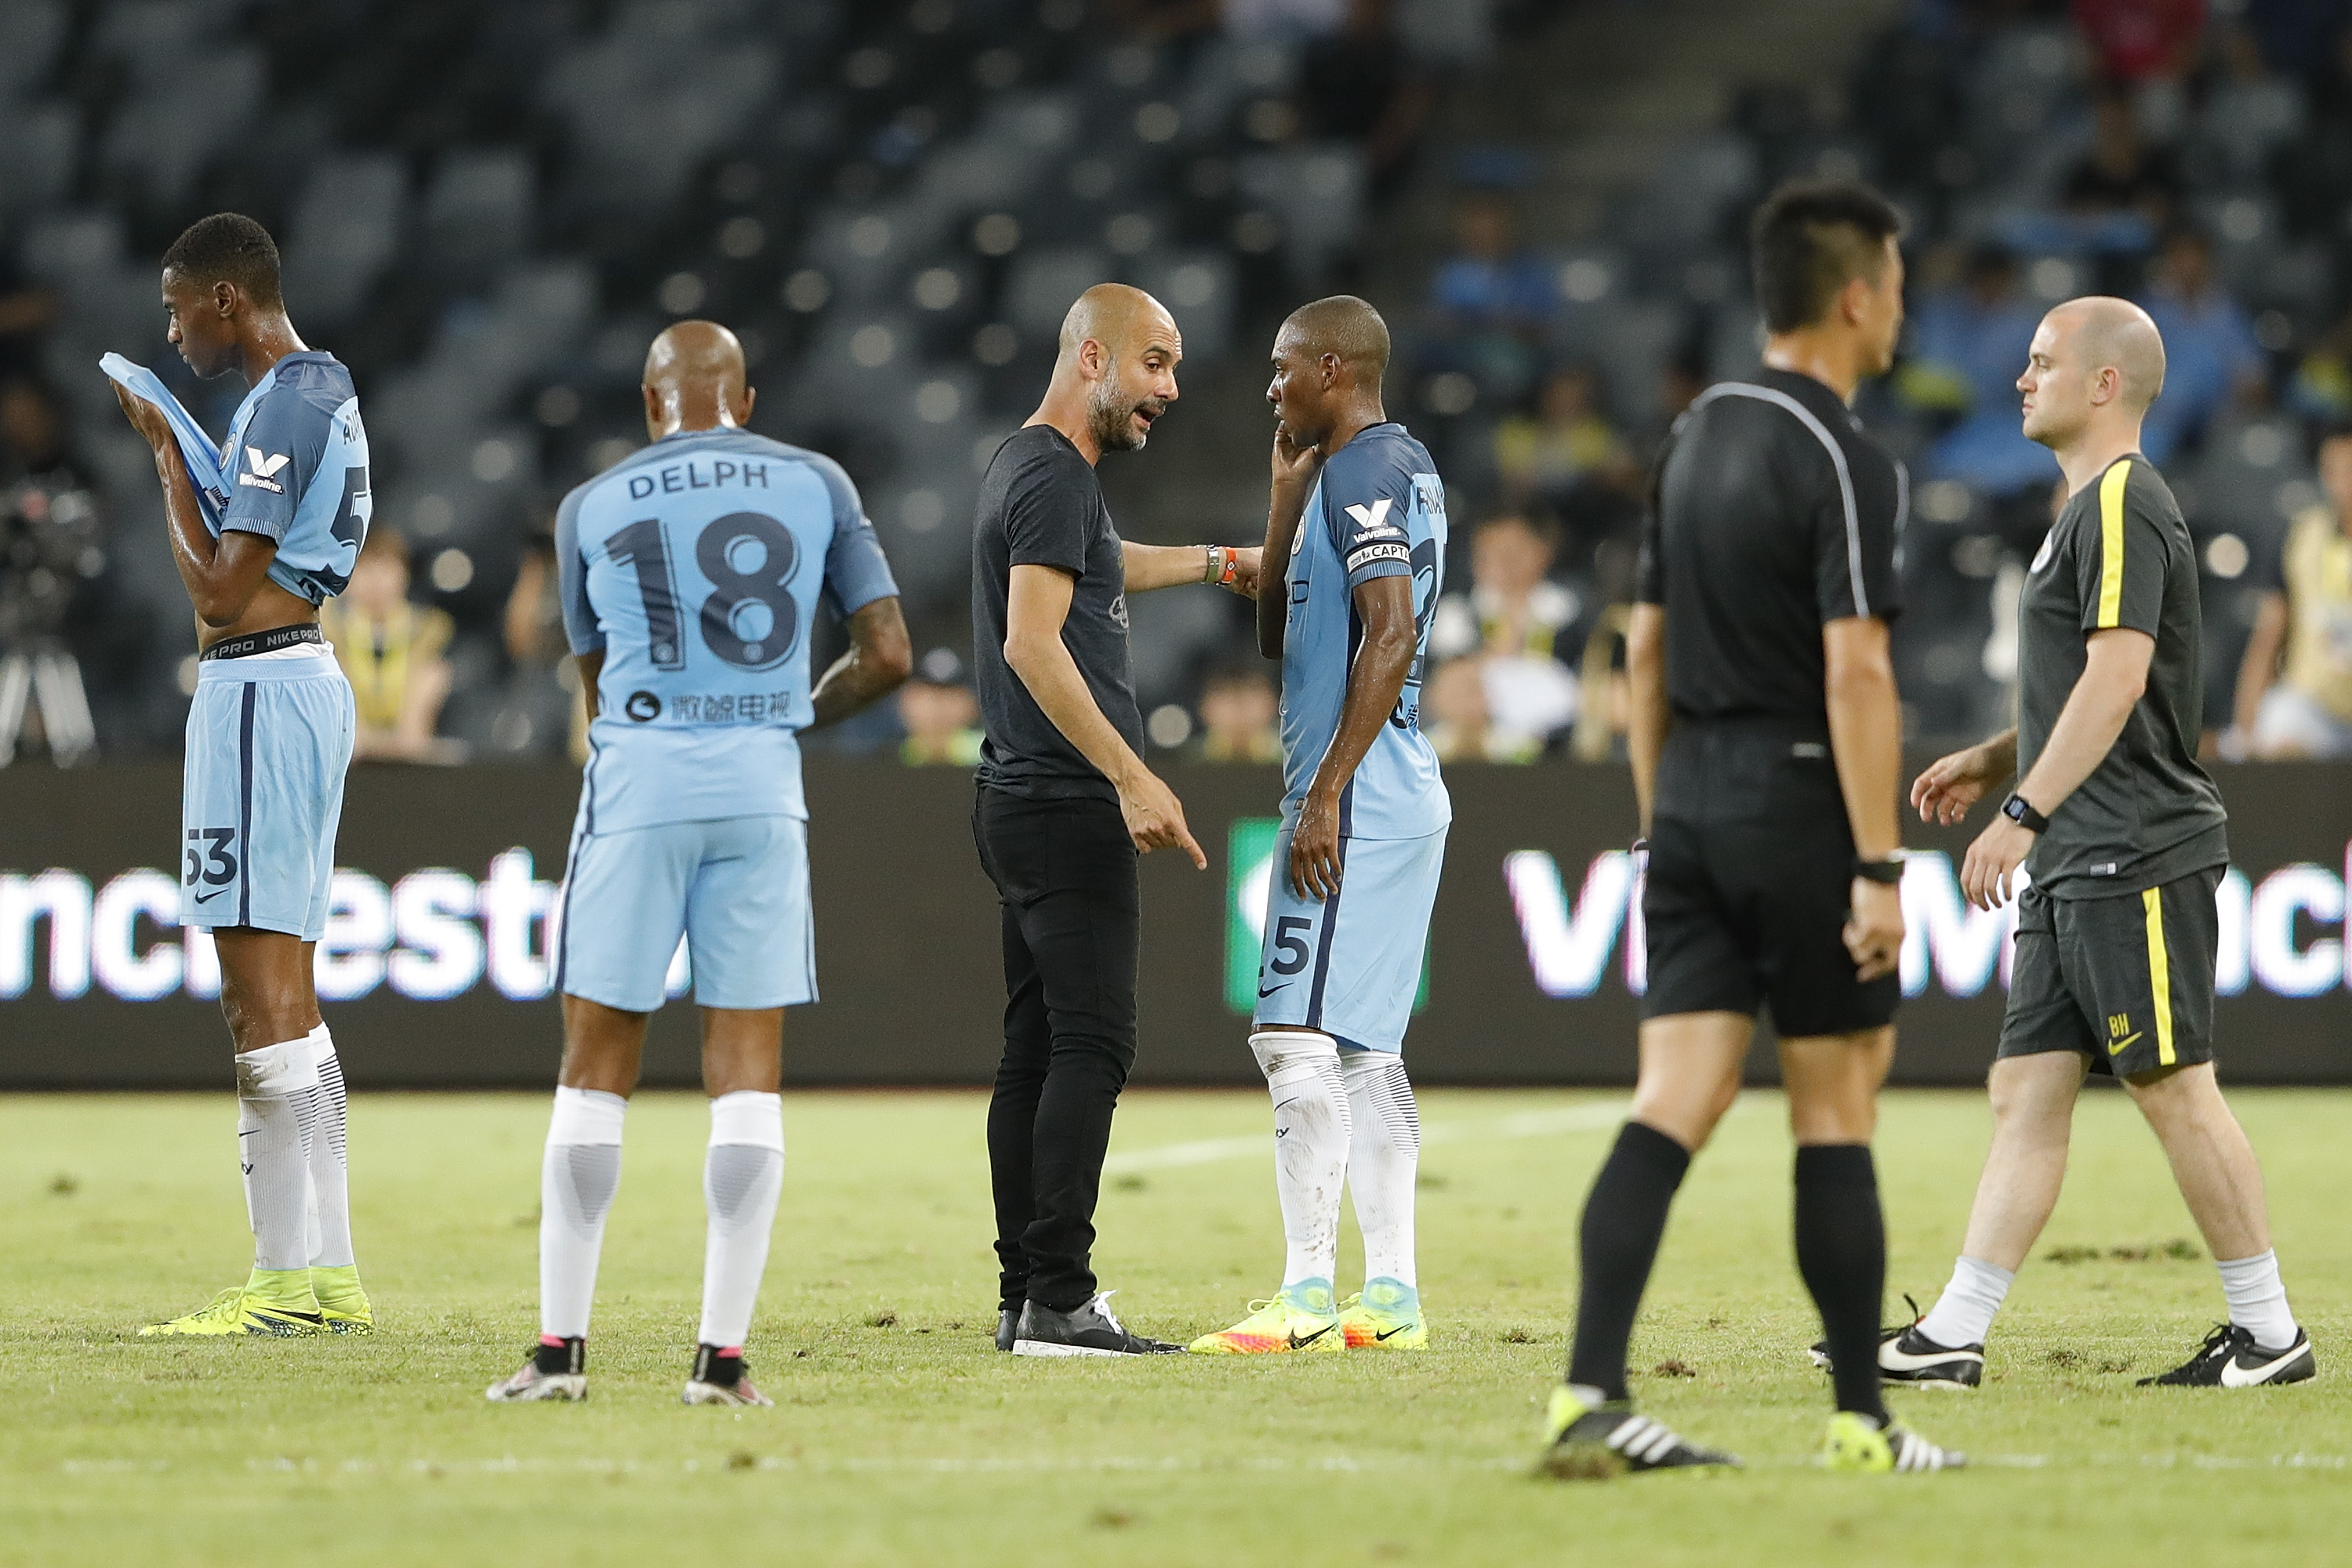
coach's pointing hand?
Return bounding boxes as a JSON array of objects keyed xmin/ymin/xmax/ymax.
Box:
[{"xmin": 1117, "ymin": 764, "xmax": 1207, "ymax": 869}]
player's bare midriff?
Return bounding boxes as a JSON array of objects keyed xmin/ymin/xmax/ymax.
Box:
[{"xmin": 194, "ymin": 576, "xmax": 318, "ymax": 653}]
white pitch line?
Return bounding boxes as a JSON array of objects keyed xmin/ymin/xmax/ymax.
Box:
[{"xmin": 1102, "ymin": 1099, "xmax": 1633, "ymax": 1174}]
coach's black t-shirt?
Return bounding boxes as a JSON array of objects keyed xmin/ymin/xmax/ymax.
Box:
[
  {"xmin": 1635, "ymin": 367, "xmax": 1906, "ymax": 731},
  {"xmin": 971, "ymin": 425, "xmax": 1142, "ymax": 802},
  {"xmin": 2016, "ymin": 454, "xmax": 2227, "ymax": 897}
]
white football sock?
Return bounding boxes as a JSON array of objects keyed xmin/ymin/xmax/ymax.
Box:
[
  {"xmin": 540, "ymin": 1087, "xmax": 626, "ymax": 1341},
  {"xmin": 1342, "ymin": 1051, "xmax": 1420, "ymax": 1288},
  {"xmin": 295, "ymin": 1024, "xmax": 356, "ymax": 1269},
  {"xmin": 1915, "ymin": 1254, "xmax": 2013, "ymax": 1348},
  {"xmin": 1251, "ymin": 1030, "xmax": 1352, "ymax": 1289},
  {"xmin": 698, "ymin": 1091, "xmax": 785, "ymax": 1349},
  {"xmin": 2217, "ymin": 1249, "xmax": 2297, "ymax": 1348},
  {"xmin": 236, "ymin": 1038, "xmax": 318, "ymax": 1274}
]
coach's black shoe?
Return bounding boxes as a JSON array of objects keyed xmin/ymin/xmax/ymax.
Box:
[
  {"xmin": 1534, "ymin": 1385, "xmax": 1738, "ymax": 1479},
  {"xmin": 995, "ymin": 1308, "xmax": 1018, "ymax": 1352},
  {"xmin": 2138, "ymin": 1323, "xmax": 2315, "ymax": 1388},
  {"xmin": 1809, "ymin": 1296, "xmax": 1983, "ymax": 1389},
  {"xmin": 1011, "ymin": 1292, "xmax": 1182, "ymax": 1358}
]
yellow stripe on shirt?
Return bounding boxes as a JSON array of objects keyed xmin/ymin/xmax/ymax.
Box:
[
  {"xmin": 2096, "ymin": 459, "xmax": 2132, "ymax": 629},
  {"xmin": 2141, "ymin": 887, "xmax": 2176, "ymax": 1067}
]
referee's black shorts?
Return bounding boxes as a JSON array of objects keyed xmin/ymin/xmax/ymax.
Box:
[
  {"xmin": 1997, "ymin": 867, "xmax": 2221, "ymax": 1080},
  {"xmin": 1641, "ymin": 720, "xmax": 1898, "ymax": 1037}
]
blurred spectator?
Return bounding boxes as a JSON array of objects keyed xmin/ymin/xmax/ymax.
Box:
[
  {"xmin": 496, "ymin": 528, "xmax": 588, "ymax": 762},
  {"xmin": 2289, "ymin": 306, "xmax": 2352, "ymax": 422},
  {"xmin": 321, "ymin": 528, "xmax": 463, "ymax": 764},
  {"xmin": 2136, "ymin": 227, "xmax": 2267, "ymax": 462},
  {"xmin": 1423, "ymin": 655, "xmax": 1538, "ymax": 762},
  {"xmin": 1424, "ymin": 194, "xmax": 1557, "ymax": 399},
  {"xmin": 1492, "ymin": 365, "xmax": 1632, "ymax": 514},
  {"xmin": 2059, "ymin": 86, "xmax": 2181, "ymax": 225},
  {"xmin": 2071, "ymin": 0, "xmax": 2207, "ymax": 83},
  {"xmin": 1903, "ymin": 243, "xmax": 2054, "ymax": 495},
  {"xmin": 2272, "ymin": 21, "xmax": 2352, "ymax": 241},
  {"xmin": 1432, "ymin": 513, "xmax": 1578, "ymax": 660},
  {"xmin": 1429, "ymin": 514, "xmax": 1580, "ymax": 742},
  {"xmin": 1196, "ymin": 662, "xmax": 1283, "ymax": 762},
  {"xmin": 1294, "ymin": 0, "xmax": 1435, "ymax": 201},
  {"xmin": 2228, "ymin": 422, "xmax": 2352, "ymax": 759},
  {"xmin": 898, "ymin": 647, "xmax": 984, "ymax": 766},
  {"xmin": 0, "ymin": 377, "xmax": 103, "ymax": 764}
]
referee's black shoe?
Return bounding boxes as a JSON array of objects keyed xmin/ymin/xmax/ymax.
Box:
[
  {"xmin": 1534, "ymin": 1385, "xmax": 1738, "ymax": 1479},
  {"xmin": 1809, "ymin": 1295, "xmax": 1984, "ymax": 1389},
  {"xmin": 1011, "ymin": 1292, "xmax": 1182, "ymax": 1358},
  {"xmin": 995, "ymin": 1308, "xmax": 1018, "ymax": 1352},
  {"xmin": 2138, "ymin": 1323, "xmax": 2316, "ymax": 1388}
]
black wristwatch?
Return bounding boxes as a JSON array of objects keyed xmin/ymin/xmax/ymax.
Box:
[
  {"xmin": 2001, "ymin": 793, "xmax": 2050, "ymax": 834},
  {"xmin": 1853, "ymin": 855, "xmax": 1905, "ymax": 884}
]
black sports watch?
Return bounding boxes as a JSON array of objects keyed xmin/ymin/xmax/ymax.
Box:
[
  {"xmin": 2001, "ymin": 793, "xmax": 2050, "ymax": 834},
  {"xmin": 1853, "ymin": 856, "xmax": 1904, "ymax": 884}
]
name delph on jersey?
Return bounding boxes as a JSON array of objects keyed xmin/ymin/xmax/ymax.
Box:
[
  {"xmin": 556, "ymin": 427, "xmax": 898, "ymax": 834},
  {"xmin": 1278, "ymin": 423, "xmax": 1451, "ymax": 842}
]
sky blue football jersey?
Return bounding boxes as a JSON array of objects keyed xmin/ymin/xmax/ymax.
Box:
[
  {"xmin": 556, "ymin": 427, "xmax": 898, "ymax": 831},
  {"xmin": 1277, "ymin": 422, "xmax": 1451, "ymax": 840},
  {"xmin": 218, "ymin": 350, "xmax": 371, "ymax": 604}
]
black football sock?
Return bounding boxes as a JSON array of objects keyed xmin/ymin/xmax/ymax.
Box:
[
  {"xmin": 1794, "ymin": 1143, "xmax": 1889, "ymax": 1421},
  {"xmin": 1566, "ymin": 1121, "xmax": 1692, "ymax": 1402},
  {"xmin": 533, "ymin": 1335, "xmax": 584, "ymax": 1377}
]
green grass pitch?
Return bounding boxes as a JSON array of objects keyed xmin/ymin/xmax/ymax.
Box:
[{"xmin": 3, "ymin": 1087, "xmax": 2348, "ymax": 1566}]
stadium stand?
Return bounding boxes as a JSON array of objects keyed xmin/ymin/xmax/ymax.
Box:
[{"xmin": 0, "ymin": 0, "xmax": 2343, "ymax": 763}]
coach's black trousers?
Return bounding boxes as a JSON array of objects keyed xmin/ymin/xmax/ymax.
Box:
[{"xmin": 974, "ymin": 786, "xmax": 1140, "ymax": 1313}]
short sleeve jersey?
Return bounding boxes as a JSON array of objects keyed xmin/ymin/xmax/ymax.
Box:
[
  {"xmin": 970, "ymin": 426, "xmax": 1142, "ymax": 803},
  {"xmin": 1276, "ymin": 422, "xmax": 1451, "ymax": 840},
  {"xmin": 554, "ymin": 428, "xmax": 898, "ymax": 832},
  {"xmin": 2017, "ymin": 455, "xmax": 2227, "ymax": 895},
  {"xmin": 218, "ymin": 350, "xmax": 371, "ymax": 604},
  {"xmin": 1636, "ymin": 368, "xmax": 1906, "ymax": 727}
]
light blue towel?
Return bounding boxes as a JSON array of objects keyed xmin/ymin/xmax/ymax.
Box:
[{"xmin": 99, "ymin": 352, "xmax": 229, "ymax": 528}]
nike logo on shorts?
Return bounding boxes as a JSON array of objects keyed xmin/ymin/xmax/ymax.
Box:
[
  {"xmin": 2109, "ymin": 1031, "xmax": 2142, "ymax": 1052},
  {"xmin": 193, "ymin": 887, "xmax": 229, "ymax": 905},
  {"xmin": 1258, "ymin": 982, "xmax": 1290, "ymax": 998}
]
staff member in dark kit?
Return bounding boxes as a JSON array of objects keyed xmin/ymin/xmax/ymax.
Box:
[
  {"xmin": 1536, "ymin": 181, "xmax": 1962, "ymax": 1477},
  {"xmin": 971, "ymin": 282, "xmax": 1259, "ymax": 1356}
]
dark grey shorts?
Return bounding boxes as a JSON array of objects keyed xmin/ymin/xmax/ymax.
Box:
[{"xmin": 1997, "ymin": 867, "xmax": 2223, "ymax": 1078}]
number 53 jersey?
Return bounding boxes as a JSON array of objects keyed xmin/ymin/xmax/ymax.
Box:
[{"xmin": 555, "ymin": 428, "xmax": 898, "ymax": 830}]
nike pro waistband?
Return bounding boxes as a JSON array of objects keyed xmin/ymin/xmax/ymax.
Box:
[{"xmin": 201, "ymin": 624, "xmax": 324, "ymax": 661}]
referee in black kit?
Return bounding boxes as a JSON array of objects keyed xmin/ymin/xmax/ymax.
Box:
[
  {"xmin": 1537, "ymin": 182, "xmax": 1962, "ymax": 1478},
  {"xmin": 971, "ymin": 283, "xmax": 1259, "ymax": 1358}
]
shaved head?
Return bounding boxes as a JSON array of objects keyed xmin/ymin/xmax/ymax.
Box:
[
  {"xmin": 641, "ymin": 319, "xmax": 754, "ymax": 439},
  {"xmin": 2049, "ymin": 296, "xmax": 2166, "ymax": 414},
  {"xmin": 1051, "ymin": 283, "xmax": 1182, "ymax": 454},
  {"xmin": 1276, "ymin": 295, "xmax": 1391, "ymax": 384},
  {"xmin": 1266, "ymin": 295, "xmax": 1392, "ymax": 454},
  {"xmin": 1057, "ymin": 282, "xmax": 1177, "ymax": 365},
  {"xmin": 644, "ymin": 319, "xmax": 747, "ymax": 401},
  {"xmin": 2017, "ymin": 295, "xmax": 2168, "ymax": 460}
]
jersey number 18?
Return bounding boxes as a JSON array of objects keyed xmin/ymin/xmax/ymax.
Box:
[{"xmin": 607, "ymin": 510, "xmax": 801, "ymax": 673}]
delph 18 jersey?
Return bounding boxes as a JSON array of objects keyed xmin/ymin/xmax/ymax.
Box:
[
  {"xmin": 556, "ymin": 427, "xmax": 898, "ymax": 832},
  {"xmin": 1277, "ymin": 421, "xmax": 1451, "ymax": 840}
]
